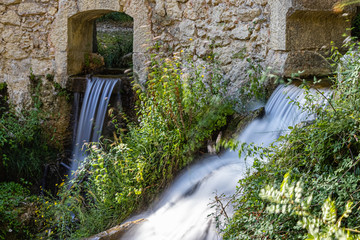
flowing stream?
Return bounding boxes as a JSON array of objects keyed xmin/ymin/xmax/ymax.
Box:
[
  {"xmin": 70, "ymin": 76, "xmax": 119, "ymax": 176},
  {"xmin": 122, "ymin": 84, "xmax": 329, "ymax": 240}
]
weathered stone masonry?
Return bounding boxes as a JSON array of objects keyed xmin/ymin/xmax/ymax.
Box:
[{"xmin": 0, "ymin": 0, "xmax": 355, "ymax": 107}]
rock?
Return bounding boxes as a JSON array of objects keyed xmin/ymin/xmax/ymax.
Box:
[
  {"xmin": 154, "ymin": 0, "xmax": 166, "ymax": 17},
  {"xmin": 166, "ymin": 0, "xmax": 182, "ymax": 20},
  {"xmin": 230, "ymin": 24, "xmax": 250, "ymax": 40},
  {"xmin": 238, "ymin": 8, "xmax": 261, "ymax": 21},
  {"xmin": 4, "ymin": 43, "xmax": 28, "ymax": 59},
  {"xmin": 254, "ymin": 0, "xmax": 267, "ymax": 6},
  {"xmin": 0, "ymin": 10, "xmax": 20, "ymax": 25},
  {"xmin": 223, "ymin": 107, "xmax": 266, "ymax": 141},
  {"xmin": 178, "ymin": 19, "xmax": 196, "ymax": 39},
  {"xmin": 85, "ymin": 219, "xmax": 146, "ymax": 240},
  {"xmin": 17, "ymin": 3, "xmax": 47, "ymax": 16},
  {"xmin": 1, "ymin": 27, "xmax": 22, "ymax": 43},
  {"xmin": 31, "ymin": 59, "xmax": 54, "ymax": 76},
  {"xmin": 83, "ymin": 53, "xmax": 105, "ymax": 74},
  {"xmin": 0, "ymin": 0, "xmax": 20, "ymax": 5},
  {"xmin": 48, "ymin": 7, "xmax": 58, "ymax": 16}
]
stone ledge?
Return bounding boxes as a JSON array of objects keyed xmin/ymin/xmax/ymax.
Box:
[{"xmin": 283, "ymin": 51, "xmax": 333, "ymax": 78}]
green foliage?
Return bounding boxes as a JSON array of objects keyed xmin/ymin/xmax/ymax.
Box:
[
  {"xmin": 221, "ymin": 42, "xmax": 360, "ymax": 239},
  {"xmin": 0, "ymin": 182, "xmax": 38, "ymax": 240},
  {"xmin": 97, "ymin": 31, "xmax": 133, "ymax": 68},
  {"xmin": 260, "ymin": 174, "xmax": 360, "ymax": 239},
  {"xmin": 41, "ymin": 51, "xmax": 234, "ymax": 238},
  {"xmin": 52, "ymin": 82, "xmax": 71, "ymax": 101},
  {"xmin": 97, "ymin": 12, "xmax": 133, "ymax": 23},
  {"xmin": 235, "ymin": 57, "xmax": 274, "ymax": 113},
  {"xmin": 0, "ymin": 72, "xmax": 58, "ymax": 184}
]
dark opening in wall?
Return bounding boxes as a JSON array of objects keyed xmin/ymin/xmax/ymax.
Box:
[
  {"xmin": 0, "ymin": 83, "xmax": 8, "ymax": 116},
  {"xmin": 94, "ymin": 12, "xmax": 134, "ymax": 70},
  {"xmin": 352, "ymin": 7, "xmax": 360, "ymax": 40}
]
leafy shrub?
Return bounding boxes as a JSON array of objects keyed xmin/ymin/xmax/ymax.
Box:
[{"xmin": 260, "ymin": 173, "xmax": 360, "ymax": 239}]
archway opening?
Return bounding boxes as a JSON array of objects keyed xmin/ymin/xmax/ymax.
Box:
[
  {"xmin": 67, "ymin": 11, "xmax": 134, "ymax": 76},
  {"xmin": 95, "ymin": 12, "xmax": 133, "ymax": 71},
  {"xmin": 67, "ymin": 11, "xmax": 136, "ymax": 146}
]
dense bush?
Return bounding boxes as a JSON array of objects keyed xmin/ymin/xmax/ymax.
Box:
[{"xmin": 221, "ymin": 42, "xmax": 360, "ymax": 239}]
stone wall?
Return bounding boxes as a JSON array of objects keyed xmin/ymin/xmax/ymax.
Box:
[
  {"xmin": 0, "ymin": 0, "xmax": 59, "ymax": 106},
  {"xmin": 148, "ymin": 0, "xmax": 271, "ymax": 88},
  {"xmin": 0, "ymin": 0, "xmax": 355, "ymax": 106}
]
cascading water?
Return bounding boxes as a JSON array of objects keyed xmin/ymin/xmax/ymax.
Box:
[
  {"xmin": 70, "ymin": 76, "xmax": 119, "ymax": 176},
  {"xmin": 123, "ymin": 84, "xmax": 330, "ymax": 240}
]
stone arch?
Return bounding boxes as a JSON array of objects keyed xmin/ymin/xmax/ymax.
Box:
[
  {"xmin": 68, "ymin": 10, "xmax": 115, "ymax": 76},
  {"xmin": 50, "ymin": 0, "xmax": 152, "ymax": 87}
]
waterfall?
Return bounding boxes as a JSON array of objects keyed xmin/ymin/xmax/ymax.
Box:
[
  {"xmin": 122, "ymin": 84, "xmax": 330, "ymax": 240},
  {"xmin": 70, "ymin": 76, "xmax": 119, "ymax": 176}
]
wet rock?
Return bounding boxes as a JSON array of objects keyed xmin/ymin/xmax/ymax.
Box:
[{"xmin": 223, "ymin": 107, "xmax": 266, "ymax": 141}]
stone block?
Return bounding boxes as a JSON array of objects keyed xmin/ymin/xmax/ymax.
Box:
[
  {"xmin": 0, "ymin": 0, "xmax": 20, "ymax": 5},
  {"xmin": 4, "ymin": 42, "xmax": 28, "ymax": 59},
  {"xmin": 286, "ymin": 11, "xmax": 350, "ymax": 51},
  {"xmin": 293, "ymin": 0, "xmax": 338, "ymax": 11},
  {"xmin": 237, "ymin": 8, "xmax": 261, "ymax": 22},
  {"xmin": 178, "ymin": 19, "xmax": 195, "ymax": 38},
  {"xmin": 17, "ymin": 3, "xmax": 47, "ymax": 15},
  {"xmin": 0, "ymin": 10, "xmax": 20, "ymax": 25},
  {"xmin": 166, "ymin": 0, "xmax": 182, "ymax": 20},
  {"xmin": 230, "ymin": 24, "xmax": 250, "ymax": 40},
  {"xmin": 31, "ymin": 58, "xmax": 54, "ymax": 75},
  {"xmin": 1, "ymin": 26, "xmax": 22, "ymax": 42},
  {"xmin": 155, "ymin": 0, "xmax": 166, "ymax": 17}
]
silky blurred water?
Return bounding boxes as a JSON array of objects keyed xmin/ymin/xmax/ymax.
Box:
[{"xmin": 70, "ymin": 76, "xmax": 119, "ymax": 177}]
